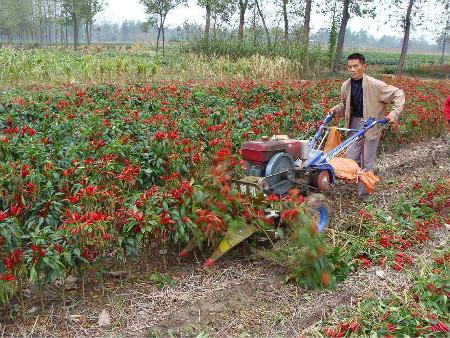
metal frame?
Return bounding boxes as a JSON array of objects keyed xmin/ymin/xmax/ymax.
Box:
[{"xmin": 306, "ymin": 113, "xmax": 388, "ymax": 167}]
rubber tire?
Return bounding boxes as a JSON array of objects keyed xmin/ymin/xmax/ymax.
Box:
[
  {"xmin": 304, "ymin": 193, "xmax": 332, "ymax": 232},
  {"xmin": 313, "ymin": 170, "xmax": 331, "ymax": 192}
]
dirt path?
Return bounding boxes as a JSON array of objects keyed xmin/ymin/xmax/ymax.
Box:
[{"xmin": 1, "ymin": 134, "xmax": 449, "ymax": 337}]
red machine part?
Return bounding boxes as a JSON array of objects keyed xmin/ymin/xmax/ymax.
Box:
[{"xmin": 242, "ymin": 138, "xmax": 302, "ymax": 164}]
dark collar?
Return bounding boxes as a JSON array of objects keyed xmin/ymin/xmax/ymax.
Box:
[{"xmin": 351, "ymin": 77, "xmax": 363, "ymax": 84}]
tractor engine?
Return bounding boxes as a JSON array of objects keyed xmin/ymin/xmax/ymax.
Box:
[{"xmin": 241, "ymin": 136, "xmax": 309, "ymax": 177}]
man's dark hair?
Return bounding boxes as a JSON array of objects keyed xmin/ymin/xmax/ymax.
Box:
[{"xmin": 347, "ymin": 53, "xmax": 366, "ymax": 64}]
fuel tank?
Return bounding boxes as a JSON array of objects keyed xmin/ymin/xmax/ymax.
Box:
[{"xmin": 241, "ymin": 137, "xmax": 304, "ymax": 164}]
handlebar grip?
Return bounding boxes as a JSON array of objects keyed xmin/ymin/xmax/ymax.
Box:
[
  {"xmin": 323, "ymin": 112, "xmax": 335, "ymax": 124},
  {"xmin": 379, "ymin": 118, "xmax": 389, "ymax": 126}
]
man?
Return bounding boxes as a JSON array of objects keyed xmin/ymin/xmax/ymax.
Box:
[{"xmin": 331, "ymin": 53, "xmax": 405, "ymax": 198}]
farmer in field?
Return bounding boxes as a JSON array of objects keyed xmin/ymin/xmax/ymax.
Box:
[{"xmin": 331, "ymin": 53, "xmax": 405, "ymax": 199}]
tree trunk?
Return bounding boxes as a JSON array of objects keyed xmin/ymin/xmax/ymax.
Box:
[
  {"xmin": 255, "ymin": 0, "xmax": 270, "ymax": 45},
  {"xmin": 162, "ymin": 26, "xmax": 165, "ymax": 57},
  {"xmin": 238, "ymin": 0, "xmax": 248, "ymax": 43},
  {"xmin": 85, "ymin": 21, "xmax": 91, "ymax": 45},
  {"xmin": 282, "ymin": 0, "xmax": 288, "ymax": 42},
  {"xmin": 253, "ymin": 4, "xmax": 257, "ymax": 46},
  {"xmin": 441, "ymin": 32, "xmax": 448, "ymax": 65},
  {"xmin": 303, "ymin": 0, "xmax": 312, "ymax": 49},
  {"xmin": 328, "ymin": 12, "xmax": 338, "ymax": 65},
  {"xmin": 48, "ymin": 24, "xmax": 52, "ymax": 45},
  {"xmin": 25, "ymin": 25, "xmax": 31, "ymax": 44},
  {"xmin": 65, "ymin": 24, "xmax": 68, "ymax": 48},
  {"xmin": 205, "ymin": 3, "xmax": 211, "ymax": 44},
  {"xmin": 440, "ymin": 16, "xmax": 449, "ymax": 65},
  {"xmin": 156, "ymin": 25, "xmax": 161, "ymax": 53},
  {"xmin": 64, "ymin": 21, "xmax": 69, "ymax": 48},
  {"xmin": 213, "ymin": 16, "xmax": 217, "ymax": 41},
  {"xmin": 89, "ymin": 22, "xmax": 93, "ymax": 44},
  {"xmin": 397, "ymin": 0, "xmax": 414, "ymax": 75},
  {"xmin": 38, "ymin": 1, "xmax": 44, "ymax": 46},
  {"xmin": 73, "ymin": 13, "xmax": 79, "ymax": 50},
  {"xmin": 332, "ymin": 0, "xmax": 350, "ymax": 73}
]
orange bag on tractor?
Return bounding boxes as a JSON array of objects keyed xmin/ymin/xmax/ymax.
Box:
[
  {"xmin": 323, "ymin": 126, "xmax": 342, "ymax": 154},
  {"xmin": 328, "ymin": 157, "xmax": 380, "ymax": 194},
  {"xmin": 323, "ymin": 126, "xmax": 380, "ymax": 193}
]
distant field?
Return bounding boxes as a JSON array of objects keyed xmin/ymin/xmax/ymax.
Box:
[
  {"xmin": 0, "ymin": 45, "xmax": 448, "ymax": 86},
  {"xmin": 343, "ymin": 50, "xmax": 449, "ymax": 66}
]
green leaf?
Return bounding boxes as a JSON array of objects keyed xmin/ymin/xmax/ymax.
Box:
[{"xmin": 30, "ymin": 265, "xmax": 38, "ymax": 283}]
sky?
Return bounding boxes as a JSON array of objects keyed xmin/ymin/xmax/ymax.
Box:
[{"xmin": 95, "ymin": 0, "xmax": 435, "ymax": 40}]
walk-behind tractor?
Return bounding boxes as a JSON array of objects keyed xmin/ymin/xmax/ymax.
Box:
[{"xmin": 180, "ymin": 113, "xmax": 388, "ymax": 266}]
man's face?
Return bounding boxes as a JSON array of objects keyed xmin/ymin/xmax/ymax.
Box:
[{"xmin": 347, "ymin": 59, "xmax": 366, "ymax": 80}]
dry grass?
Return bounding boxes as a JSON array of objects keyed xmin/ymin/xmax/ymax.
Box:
[{"xmin": 0, "ymin": 46, "xmax": 330, "ymax": 89}]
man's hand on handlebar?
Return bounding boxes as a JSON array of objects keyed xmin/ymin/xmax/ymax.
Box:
[{"xmin": 386, "ymin": 114, "xmax": 399, "ymax": 130}]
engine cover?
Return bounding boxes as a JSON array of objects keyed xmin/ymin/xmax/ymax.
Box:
[{"xmin": 241, "ymin": 138, "xmax": 303, "ymax": 164}]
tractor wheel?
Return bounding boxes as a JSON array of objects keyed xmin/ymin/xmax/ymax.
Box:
[
  {"xmin": 313, "ymin": 170, "xmax": 331, "ymax": 192},
  {"xmin": 305, "ymin": 193, "xmax": 332, "ymax": 232}
]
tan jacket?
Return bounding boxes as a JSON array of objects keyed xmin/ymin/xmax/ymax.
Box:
[{"xmin": 331, "ymin": 74, "xmax": 405, "ymax": 140}]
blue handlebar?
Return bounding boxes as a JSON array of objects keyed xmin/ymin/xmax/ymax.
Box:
[
  {"xmin": 309, "ymin": 115, "xmax": 388, "ymax": 154},
  {"xmin": 378, "ymin": 118, "xmax": 389, "ymax": 126},
  {"xmin": 309, "ymin": 112, "xmax": 335, "ymax": 150},
  {"xmin": 365, "ymin": 117, "xmax": 389, "ymax": 127},
  {"xmin": 309, "ymin": 116, "xmax": 392, "ymax": 165},
  {"xmin": 323, "ymin": 112, "xmax": 335, "ymax": 125}
]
